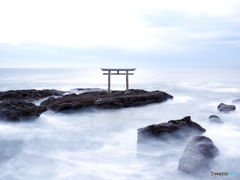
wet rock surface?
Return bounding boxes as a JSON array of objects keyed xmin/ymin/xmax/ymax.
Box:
[
  {"xmin": 0, "ymin": 89, "xmax": 64, "ymax": 121},
  {"xmin": 0, "ymin": 100, "xmax": 47, "ymax": 121},
  {"xmin": 178, "ymin": 136, "xmax": 219, "ymax": 174},
  {"xmin": 0, "ymin": 89, "xmax": 64, "ymax": 101},
  {"xmin": 217, "ymin": 103, "xmax": 236, "ymax": 113},
  {"xmin": 40, "ymin": 89, "xmax": 173, "ymax": 112},
  {"xmin": 209, "ymin": 115, "xmax": 223, "ymax": 124},
  {"xmin": 137, "ymin": 116, "xmax": 206, "ymax": 143},
  {"xmin": 41, "ymin": 94, "xmax": 95, "ymax": 112},
  {"xmin": 0, "ymin": 89, "xmax": 173, "ymax": 121}
]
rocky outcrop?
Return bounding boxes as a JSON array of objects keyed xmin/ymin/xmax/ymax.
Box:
[
  {"xmin": 0, "ymin": 88, "xmax": 173, "ymax": 121},
  {"xmin": 209, "ymin": 115, "xmax": 223, "ymax": 124},
  {"xmin": 0, "ymin": 100, "xmax": 47, "ymax": 121},
  {"xmin": 40, "ymin": 94, "xmax": 95, "ymax": 112},
  {"xmin": 232, "ymin": 98, "xmax": 240, "ymax": 104},
  {"xmin": 0, "ymin": 89, "xmax": 64, "ymax": 101},
  {"xmin": 217, "ymin": 103, "xmax": 236, "ymax": 113},
  {"xmin": 0, "ymin": 89, "xmax": 64, "ymax": 121},
  {"xmin": 178, "ymin": 136, "xmax": 219, "ymax": 174},
  {"xmin": 40, "ymin": 89, "xmax": 173, "ymax": 112},
  {"xmin": 137, "ymin": 116, "xmax": 206, "ymax": 143}
]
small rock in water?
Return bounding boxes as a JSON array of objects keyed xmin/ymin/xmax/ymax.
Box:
[
  {"xmin": 209, "ymin": 115, "xmax": 223, "ymax": 124},
  {"xmin": 178, "ymin": 136, "xmax": 219, "ymax": 174},
  {"xmin": 137, "ymin": 116, "xmax": 206, "ymax": 143},
  {"xmin": 232, "ymin": 98, "xmax": 240, "ymax": 104},
  {"xmin": 217, "ymin": 103, "xmax": 236, "ymax": 113}
]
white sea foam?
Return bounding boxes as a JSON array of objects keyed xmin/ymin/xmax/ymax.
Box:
[{"xmin": 0, "ymin": 68, "xmax": 239, "ymax": 179}]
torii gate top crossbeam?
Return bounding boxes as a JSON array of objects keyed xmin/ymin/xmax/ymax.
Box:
[{"xmin": 101, "ymin": 68, "xmax": 136, "ymax": 71}]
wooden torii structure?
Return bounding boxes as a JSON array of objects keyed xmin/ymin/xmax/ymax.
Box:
[{"xmin": 101, "ymin": 68, "xmax": 136, "ymax": 93}]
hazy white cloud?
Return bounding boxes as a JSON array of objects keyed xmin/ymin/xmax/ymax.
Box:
[{"xmin": 0, "ymin": 0, "xmax": 239, "ymax": 68}]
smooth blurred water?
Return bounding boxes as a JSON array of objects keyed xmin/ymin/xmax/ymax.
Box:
[{"xmin": 0, "ymin": 68, "xmax": 239, "ymax": 180}]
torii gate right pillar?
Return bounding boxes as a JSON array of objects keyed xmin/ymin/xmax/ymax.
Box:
[
  {"xmin": 108, "ymin": 70, "xmax": 111, "ymax": 93},
  {"xmin": 126, "ymin": 71, "xmax": 129, "ymax": 93}
]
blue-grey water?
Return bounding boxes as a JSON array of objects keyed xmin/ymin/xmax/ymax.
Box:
[{"xmin": 0, "ymin": 68, "xmax": 239, "ymax": 180}]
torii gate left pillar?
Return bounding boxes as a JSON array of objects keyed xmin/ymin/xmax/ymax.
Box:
[{"xmin": 101, "ymin": 68, "xmax": 136, "ymax": 93}]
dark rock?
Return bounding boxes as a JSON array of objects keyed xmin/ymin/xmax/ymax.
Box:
[
  {"xmin": 40, "ymin": 94, "xmax": 95, "ymax": 112},
  {"xmin": 232, "ymin": 98, "xmax": 240, "ymax": 104},
  {"xmin": 41, "ymin": 89, "xmax": 173, "ymax": 112},
  {"xmin": 178, "ymin": 136, "xmax": 219, "ymax": 174},
  {"xmin": 0, "ymin": 100, "xmax": 47, "ymax": 121},
  {"xmin": 209, "ymin": 115, "xmax": 223, "ymax": 124},
  {"xmin": 0, "ymin": 89, "xmax": 64, "ymax": 101},
  {"xmin": 217, "ymin": 103, "xmax": 236, "ymax": 113},
  {"xmin": 137, "ymin": 116, "xmax": 206, "ymax": 143},
  {"xmin": 95, "ymin": 89, "xmax": 173, "ymax": 108}
]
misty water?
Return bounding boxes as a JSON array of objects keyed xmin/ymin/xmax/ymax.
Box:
[{"xmin": 0, "ymin": 68, "xmax": 239, "ymax": 180}]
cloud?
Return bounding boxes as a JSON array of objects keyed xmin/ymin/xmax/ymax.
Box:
[
  {"xmin": 0, "ymin": 0, "xmax": 240, "ymax": 68},
  {"xmin": 1, "ymin": 41, "xmax": 239, "ymax": 69}
]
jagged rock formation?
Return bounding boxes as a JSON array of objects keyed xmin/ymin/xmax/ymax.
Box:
[
  {"xmin": 0, "ymin": 100, "xmax": 47, "ymax": 121},
  {"xmin": 137, "ymin": 116, "xmax": 206, "ymax": 143}
]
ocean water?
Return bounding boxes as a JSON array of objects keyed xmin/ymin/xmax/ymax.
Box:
[{"xmin": 0, "ymin": 68, "xmax": 239, "ymax": 180}]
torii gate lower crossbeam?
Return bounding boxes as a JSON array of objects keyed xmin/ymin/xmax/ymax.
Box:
[{"xmin": 101, "ymin": 68, "xmax": 136, "ymax": 93}]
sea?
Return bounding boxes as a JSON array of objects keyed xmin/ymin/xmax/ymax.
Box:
[{"xmin": 0, "ymin": 68, "xmax": 239, "ymax": 180}]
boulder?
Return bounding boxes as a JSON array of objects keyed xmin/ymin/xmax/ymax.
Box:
[
  {"xmin": 0, "ymin": 89, "xmax": 64, "ymax": 101},
  {"xmin": 137, "ymin": 116, "xmax": 206, "ymax": 143},
  {"xmin": 0, "ymin": 100, "xmax": 47, "ymax": 121},
  {"xmin": 209, "ymin": 115, "xmax": 223, "ymax": 124},
  {"xmin": 178, "ymin": 136, "xmax": 219, "ymax": 174},
  {"xmin": 217, "ymin": 103, "xmax": 236, "ymax": 113},
  {"xmin": 232, "ymin": 98, "xmax": 240, "ymax": 104},
  {"xmin": 41, "ymin": 89, "xmax": 173, "ymax": 112}
]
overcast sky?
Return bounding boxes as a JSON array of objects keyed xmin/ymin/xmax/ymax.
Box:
[{"xmin": 0, "ymin": 0, "xmax": 240, "ymax": 68}]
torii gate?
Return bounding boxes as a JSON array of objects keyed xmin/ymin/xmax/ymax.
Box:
[{"xmin": 101, "ymin": 68, "xmax": 136, "ymax": 93}]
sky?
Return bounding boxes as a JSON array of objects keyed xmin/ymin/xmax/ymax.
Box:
[{"xmin": 0, "ymin": 0, "xmax": 240, "ymax": 68}]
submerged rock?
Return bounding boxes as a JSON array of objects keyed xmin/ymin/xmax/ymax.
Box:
[
  {"xmin": 41, "ymin": 89, "xmax": 173, "ymax": 112},
  {"xmin": 0, "ymin": 100, "xmax": 47, "ymax": 121},
  {"xmin": 0, "ymin": 89, "xmax": 64, "ymax": 101},
  {"xmin": 209, "ymin": 115, "xmax": 223, "ymax": 124},
  {"xmin": 217, "ymin": 103, "xmax": 236, "ymax": 113},
  {"xmin": 178, "ymin": 136, "xmax": 219, "ymax": 174},
  {"xmin": 232, "ymin": 98, "xmax": 240, "ymax": 104},
  {"xmin": 137, "ymin": 116, "xmax": 206, "ymax": 143}
]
